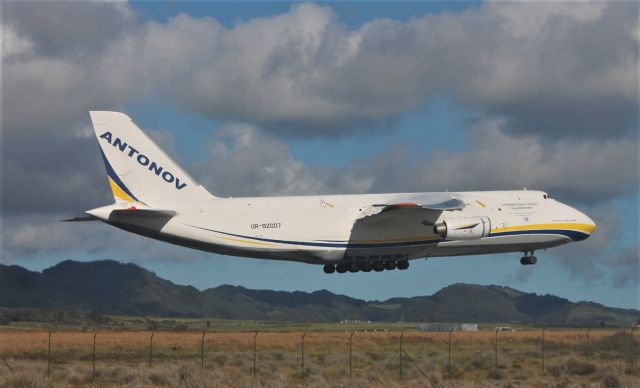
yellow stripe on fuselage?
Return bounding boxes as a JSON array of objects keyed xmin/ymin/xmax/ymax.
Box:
[
  {"xmin": 108, "ymin": 177, "xmax": 135, "ymax": 202},
  {"xmin": 219, "ymin": 236, "xmax": 276, "ymax": 247},
  {"xmin": 491, "ymin": 223, "xmax": 596, "ymax": 234},
  {"xmin": 345, "ymin": 236, "xmax": 441, "ymax": 244}
]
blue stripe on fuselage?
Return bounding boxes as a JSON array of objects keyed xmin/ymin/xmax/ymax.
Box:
[
  {"xmin": 186, "ymin": 225, "xmax": 589, "ymax": 248},
  {"xmin": 488, "ymin": 229, "xmax": 590, "ymax": 241}
]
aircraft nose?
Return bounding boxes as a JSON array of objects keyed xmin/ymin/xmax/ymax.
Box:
[{"xmin": 573, "ymin": 208, "xmax": 596, "ymax": 241}]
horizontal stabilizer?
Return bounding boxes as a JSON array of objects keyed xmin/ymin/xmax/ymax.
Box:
[
  {"xmin": 85, "ymin": 204, "xmax": 176, "ymax": 221},
  {"xmin": 111, "ymin": 208, "xmax": 177, "ymax": 218}
]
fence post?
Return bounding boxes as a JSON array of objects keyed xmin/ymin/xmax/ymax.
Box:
[
  {"xmin": 494, "ymin": 327, "xmax": 499, "ymax": 370},
  {"xmin": 630, "ymin": 327, "xmax": 637, "ymax": 368},
  {"xmin": 253, "ymin": 332, "xmax": 258, "ymax": 380},
  {"xmin": 448, "ymin": 329, "xmax": 453, "ymax": 372},
  {"xmin": 586, "ymin": 327, "xmax": 591, "ymax": 361},
  {"xmin": 399, "ymin": 332, "xmax": 404, "ymax": 379},
  {"xmin": 301, "ymin": 332, "xmax": 306, "ymax": 380},
  {"xmin": 201, "ymin": 331, "xmax": 206, "ymax": 369},
  {"xmin": 349, "ymin": 332, "xmax": 354, "ymax": 378},
  {"xmin": 92, "ymin": 332, "xmax": 97, "ymax": 382},
  {"xmin": 149, "ymin": 332, "xmax": 155, "ymax": 368},
  {"xmin": 541, "ymin": 327, "xmax": 546, "ymax": 373},
  {"xmin": 47, "ymin": 329, "xmax": 52, "ymax": 378}
]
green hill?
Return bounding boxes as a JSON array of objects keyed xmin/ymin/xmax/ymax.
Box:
[{"xmin": 0, "ymin": 260, "xmax": 637, "ymax": 326}]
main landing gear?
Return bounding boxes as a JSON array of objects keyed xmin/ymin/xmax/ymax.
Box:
[
  {"xmin": 520, "ymin": 250, "xmax": 537, "ymax": 265},
  {"xmin": 324, "ymin": 259, "xmax": 410, "ymax": 274}
]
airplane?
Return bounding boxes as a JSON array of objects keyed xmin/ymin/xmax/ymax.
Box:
[{"xmin": 68, "ymin": 111, "xmax": 596, "ymax": 274}]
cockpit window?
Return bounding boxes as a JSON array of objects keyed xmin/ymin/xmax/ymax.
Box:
[{"xmin": 543, "ymin": 193, "xmax": 552, "ymax": 199}]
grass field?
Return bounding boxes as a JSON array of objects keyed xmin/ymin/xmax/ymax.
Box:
[{"xmin": 1, "ymin": 325, "xmax": 639, "ymax": 387}]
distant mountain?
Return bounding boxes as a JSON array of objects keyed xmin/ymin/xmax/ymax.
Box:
[{"xmin": 1, "ymin": 260, "xmax": 637, "ymax": 326}]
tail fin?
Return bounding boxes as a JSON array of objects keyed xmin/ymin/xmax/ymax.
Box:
[{"xmin": 89, "ymin": 111, "xmax": 213, "ymax": 203}]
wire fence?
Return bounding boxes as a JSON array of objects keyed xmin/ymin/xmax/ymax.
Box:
[{"xmin": 0, "ymin": 328, "xmax": 638, "ymax": 386}]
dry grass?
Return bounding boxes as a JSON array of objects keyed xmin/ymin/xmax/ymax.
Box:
[{"xmin": 0, "ymin": 329, "xmax": 638, "ymax": 387}]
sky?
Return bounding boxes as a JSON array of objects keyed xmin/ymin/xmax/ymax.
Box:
[{"xmin": 1, "ymin": 1, "xmax": 638, "ymax": 309}]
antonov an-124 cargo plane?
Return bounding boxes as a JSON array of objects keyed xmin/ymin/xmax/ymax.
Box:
[{"xmin": 68, "ymin": 111, "xmax": 596, "ymax": 274}]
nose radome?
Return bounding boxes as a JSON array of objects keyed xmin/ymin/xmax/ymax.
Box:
[
  {"xmin": 575, "ymin": 209, "xmax": 596, "ymax": 240},
  {"xmin": 586, "ymin": 214, "xmax": 596, "ymax": 232}
]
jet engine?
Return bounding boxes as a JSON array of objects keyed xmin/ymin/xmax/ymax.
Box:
[{"xmin": 433, "ymin": 217, "xmax": 491, "ymax": 240}]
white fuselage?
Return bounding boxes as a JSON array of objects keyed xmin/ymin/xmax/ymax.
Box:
[{"xmin": 96, "ymin": 189, "xmax": 595, "ymax": 265}]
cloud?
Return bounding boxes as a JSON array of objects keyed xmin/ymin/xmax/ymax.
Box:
[
  {"xmin": 608, "ymin": 244, "xmax": 639, "ymax": 289},
  {"xmin": 550, "ymin": 204, "xmax": 639, "ymax": 290},
  {"xmin": 2, "ymin": 0, "xmax": 133, "ymax": 59},
  {"xmin": 193, "ymin": 123, "xmax": 372, "ymax": 197},
  {"xmin": 0, "ymin": 213, "xmax": 207, "ymax": 264},
  {"xmin": 4, "ymin": 1, "xmax": 636, "ymax": 138},
  {"xmin": 339, "ymin": 118, "xmax": 638, "ymax": 204},
  {"xmin": 126, "ymin": 1, "xmax": 636, "ymax": 136}
]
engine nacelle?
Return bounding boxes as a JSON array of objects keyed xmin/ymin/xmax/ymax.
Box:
[{"xmin": 433, "ymin": 217, "xmax": 492, "ymax": 240}]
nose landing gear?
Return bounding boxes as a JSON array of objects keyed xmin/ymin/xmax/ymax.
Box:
[{"xmin": 520, "ymin": 251, "xmax": 537, "ymax": 265}]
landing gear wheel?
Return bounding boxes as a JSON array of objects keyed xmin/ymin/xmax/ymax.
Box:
[
  {"xmin": 360, "ymin": 262, "xmax": 373, "ymax": 272},
  {"xmin": 373, "ymin": 262, "xmax": 385, "ymax": 272},
  {"xmin": 397, "ymin": 260, "xmax": 410, "ymax": 270},
  {"xmin": 520, "ymin": 252, "xmax": 538, "ymax": 265},
  {"xmin": 348, "ymin": 262, "xmax": 359, "ymax": 273},
  {"xmin": 384, "ymin": 261, "xmax": 397, "ymax": 270},
  {"xmin": 336, "ymin": 264, "xmax": 348, "ymax": 273},
  {"xmin": 323, "ymin": 264, "xmax": 335, "ymax": 274}
]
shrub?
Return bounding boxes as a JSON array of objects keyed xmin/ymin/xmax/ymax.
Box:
[
  {"xmin": 487, "ymin": 368, "xmax": 504, "ymax": 380},
  {"xmin": 565, "ymin": 358, "xmax": 596, "ymax": 375},
  {"xmin": 602, "ymin": 372, "xmax": 621, "ymax": 388}
]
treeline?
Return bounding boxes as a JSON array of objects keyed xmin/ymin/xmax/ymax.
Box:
[{"xmin": 0, "ymin": 307, "xmax": 112, "ymax": 326}]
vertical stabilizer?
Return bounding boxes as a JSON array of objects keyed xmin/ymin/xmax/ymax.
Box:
[{"xmin": 89, "ymin": 111, "xmax": 213, "ymax": 203}]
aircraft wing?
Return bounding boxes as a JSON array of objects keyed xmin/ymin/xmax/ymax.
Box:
[
  {"xmin": 358, "ymin": 194, "xmax": 464, "ymax": 225},
  {"xmin": 372, "ymin": 197, "xmax": 465, "ymax": 212}
]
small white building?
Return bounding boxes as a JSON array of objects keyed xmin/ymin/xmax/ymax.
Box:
[{"xmin": 419, "ymin": 323, "xmax": 478, "ymax": 332}]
